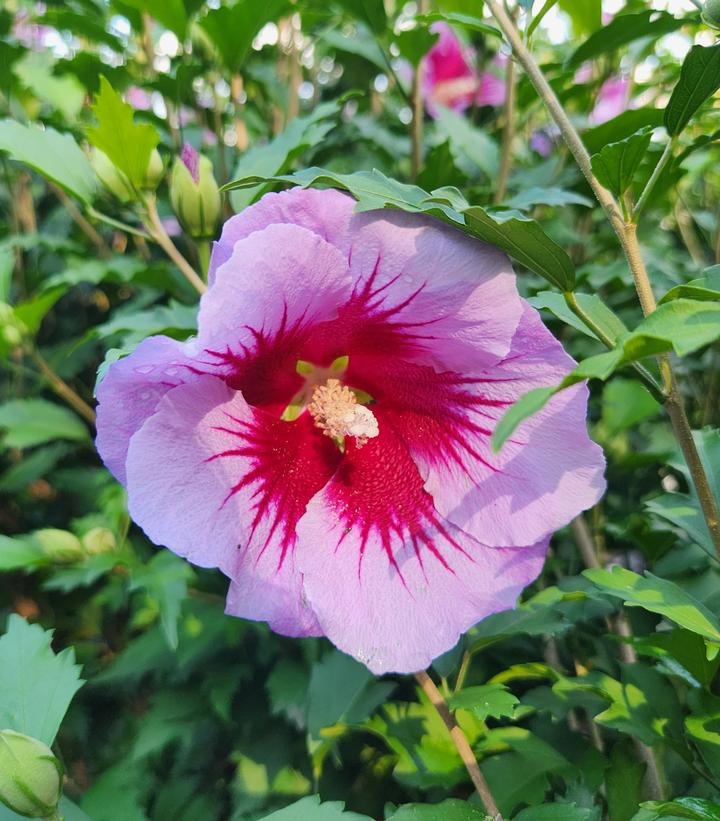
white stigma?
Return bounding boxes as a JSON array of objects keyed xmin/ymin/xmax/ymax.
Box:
[{"xmin": 308, "ymin": 379, "xmax": 379, "ymax": 448}]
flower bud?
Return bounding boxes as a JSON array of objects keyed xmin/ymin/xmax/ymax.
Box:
[
  {"xmin": 703, "ymin": 0, "xmax": 720, "ymax": 28},
  {"xmin": 143, "ymin": 148, "xmax": 164, "ymax": 191},
  {"xmin": 32, "ymin": 528, "xmax": 84, "ymax": 563},
  {"xmin": 81, "ymin": 527, "xmax": 116, "ymax": 555},
  {"xmin": 0, "ymin": 730, "xmax": 63, "ymax": 818},
  {"xmin": 169, "ymin": 143, "xmax": 221, "ymax": 239},
  {"xmin": 90, "ymin": 148, "xmax": 135, "ymax": 202},
  {"xmin": 0, "ymin": 303, "xmax": 28, "ymax": 353}
]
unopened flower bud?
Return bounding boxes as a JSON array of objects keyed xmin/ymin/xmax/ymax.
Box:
[
  {"xmin": 81, "ymin": 527, "xmax": 116, "ymax": 555},
  {"xmin": 143, "ymin": 149, "xmax": 164, "ymax": 191},
  {"xmin": 90, "ymin": 148, "xmax": 135, "ymax": 202},
  {"xmin": 703, "ymin": 0, "xmax": 720, "ymax": 28},
  {"xmin": 0, "ymin": 730, "xmax": 63, "ymax": 818},
  {"xmin": 33, "ymin": 528, "xmax": 84, "ymax": 563},
  {"xmin": 0, "ymin": 303, "xmax": 28, "ymax": 352},
  {"xmin": 169, "ymin": 143, "xmax": 221, "ymax": 239}
]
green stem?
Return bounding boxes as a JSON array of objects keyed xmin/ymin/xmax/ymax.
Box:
[
  {"xmin": 487, "ymin": 0, "xmax": 720, "ymax": 558},
  {"xmin": 197, "ymin": 240, "xmax": 211, "ymax": 281},
  {"xmin": 562, "ymin": 292, "xmax": 664, "ymax": 402},
  {"xmin": 632, "ymin": 138, "xmax": 675, "ymax": 222}
]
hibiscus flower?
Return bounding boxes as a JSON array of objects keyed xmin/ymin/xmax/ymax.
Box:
[
  {"xmin": 422, "ymin": 22, "xmax": 506, "ymax": 118},
  {"xmin": 96, "ymin": 187, "xmax": 605, "ymax": 674}
]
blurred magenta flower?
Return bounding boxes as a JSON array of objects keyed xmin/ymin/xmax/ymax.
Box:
[
  {"xmin": 12, "ymin": 8, "xmax": 54, "ymax": 51},
  {"xmin": 422, "ymin": 23, "xmax": 506, "ymax": 117},
  {"xmin": 530, "ymin": 127, "xmax": 556, "ymax": 158},
  {"xmin": 126, "ymin": 86, "xmax": 152, "ymax": 111},
  {"xmin": 589, "ymin": 76, "xmax": 631, "ymax": 125},
  {"xmin": 96, "ymin": 188, "xmax": 605, "ymax": 673}
]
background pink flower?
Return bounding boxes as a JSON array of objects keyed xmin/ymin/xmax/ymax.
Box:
[
  {"xmin": 96, "ymin": 188, "xmax": 605, "ymax": 674},
  {"xmin": 589, "ymin": 76, "xmax": 631, "ymax": 125},
  {"xmin": 422, "ymin": 23, "xmax": 506, "ymax": 117}
]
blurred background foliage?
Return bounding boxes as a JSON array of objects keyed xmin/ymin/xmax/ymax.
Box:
[{"xmin": 1, "ymin": 0, "xmax": 720, "ymax": 819}]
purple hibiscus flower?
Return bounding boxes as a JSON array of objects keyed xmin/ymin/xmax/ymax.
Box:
[
  {"xmin": 421, "ymin": 23, "xmax": 506, "ymax": 118},
  {"xmin": 95, "ymin": 188, "xmax": 605, "ymax": 674}
]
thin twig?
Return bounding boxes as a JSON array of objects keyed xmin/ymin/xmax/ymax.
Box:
[
  {"xmin": 144, "ymin": 197, "xmax": 207, "ymax": 295},
  {"xmin": 30, "ymin": 350, "xmax": 96, "ymax": 425},
  {"xmin": 571, "ymin": 514, "xmax": 664, "ymax": 800},
  {"xmin": 632, "ymin": 139, "xmax": 674, "ymax": 222},
  {"xmin": 50, "ymin": 184, "xmax": 111, "ymax": 259},
  {"xmin": 415, "ymin": 670, "xmax": 503, "ymax": 819},
  {"xmin": 494, "ymin": 42, "xmax": 517, "ymax": 203},
  {"xmin": 486, "ymin": 0, "xmax": 720, "ymax": 558},
  {"xmin": 410, "ymin": 0, "xmax": 428, "ymax": 181}
]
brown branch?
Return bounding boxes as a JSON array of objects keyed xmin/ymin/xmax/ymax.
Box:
[
  {"xmin": 415, "ymin": 670, "xmax": 503, "ymax": 819},
  {"xmin": 30, "ymin": 350, "xmax": 96, "ymax": 425}
]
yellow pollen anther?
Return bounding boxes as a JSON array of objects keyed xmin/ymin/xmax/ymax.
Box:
[{"xmin": 308, "ymin": 379, "xmax": 379, "ymax": 448}]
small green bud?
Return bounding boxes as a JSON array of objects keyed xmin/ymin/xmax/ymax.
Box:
[
  {"xmin": 0, "ymin": 303, "xmax": 28, "ymax": 352},
  {"xmin": 703, "ymin": 0, "xmax": 720, "ymax": 28},
  {"xmin": 169, "ymin": 143, "xmax": 221, "ymax": 239},
  {"xmin": 33, "ymin": 529, "xmax": 84, "ymax": 563},
  {"xmin": 143, "ymin": 149, "xmax": 164, "ymax": 191},
  {"xmin": 81, "ymin": 527, "xmax": 116, "ymax": 556},
  {"xmin": 0, "ymin": 730, "xmax": 63, "ymax": 818},
  {"xmin": 90, "ymin": 148, "xmax": 135, "ymax": 202}
]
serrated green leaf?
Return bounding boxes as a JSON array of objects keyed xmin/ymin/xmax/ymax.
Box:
[
  {"xmin": 0, "ymin": 614, "xmax": 84, "ymax": 745},
  {"xmin": 590, "ymin": 127, "xmax": 653, "ymax": 196},
  {"xmin": 0, "ymin": 399, "xmax": 89, "ymax": 449},
  {"xmin": 529, "ymin": 291, "xmax": 628, "ymax": 342},
  {"xmin": 0, "ymin": 119, "xmax": 96, "ymax": 203},
  {"xmin": 416, "ymin": 11, "xmax": 502, "ymax": 38},
  {"xmin": 388, "ymin": 799, "xmax": 489, "ymax": 820},
  {"xmin": 505, "ymin": 186, "xmax": 593, "ymax": 210},
  {"xmin": 640, "ymin": 797, "xmax": 720, "ymax": 820},
  {"xmin": 121, "ymin": 0, "xmax": 188, "ymax": 38},
  {"xmin": 0, "ymin": 534, "xmax": 47, "ymax": 572},
  {"xmin": 664, "ymin": 44, "xmax": 720, "ymax": 136},
  {"xmin": 258, "ymin": 795, "xmax": 373, "ymax": 820},
  {"xmin": 448, "ymin": 683, "xmax": 520, "ymax": 720},
  {"xmin": 87, "ymin": 77, "xmax": 160, "ymax": 188}
]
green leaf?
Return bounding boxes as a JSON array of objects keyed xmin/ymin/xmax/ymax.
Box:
[
  {"xmin": 223, "ymin": 167, "xmax": 576, "ymax": 290},
  {"xmin": 664, "ymin": 44, "xmax": 720, "ymax": 137},
  {"xmin": 529, "ymin": 291, "xmax": 628, "ymax": 343},
  {"xmin": 306, "ymin": 651, "xmax": 372, "ymax": 736},
  {"xmin": 605, "ymin": 741, "xmax": 645, "ymax": 821},
  {"xmin": 0, "ymin": 614, "xmax": 84, "ymax": 745},
  {"xmin": 515, "ymin": 804, "xmax": 601, "ymax": 821},
  {"xmin": 394, "ymin": 27, "xmax": 440, "ymax": 68},
  {"xmin": 0, "ymin": 443, "xmax": 72, "ymax": 494},
  {"xmin": 567, "ymin": 11, "xmax": 685, "ymax": 68},
  {"xmin": 659, "ymin": 268, "xmax": 720, "ymax": 304},
  {"xmin": 448, "ymin": 683, "xmax": 520, "ymax": 720},
  {"xmin": 584, "ymin": 108, "xmax": 665, "ymax": 155},
  {"xmin": 435, "ymin": 106, "xmax": 500, "ymax": 179},
  {"xmin": 583, "ymin": 566, "xmax": 720, "ymax": 645},
  {"xmin": 416, "ymin": 11, "xmax": 502, "ymax": 38},
  {"xmin": 463, "ymin": 207, "xmax": 575, "ymax": 290},
  {"xmin": 0, "ymin": 119, "xmax": 96, "ymax": 203},
  {"xmin": 600, "ymin": 378, "xmax": 660, "ymax": 435},
  {"xmin": 590, "ymin": 127, "xmax": 653, "ymax": 196},
  {"xmin": 0, "ymin": 534, "xmax": 47, "ymax": 572},
  {"xmin": 13, "ymin": 52, "xmax": 86, "ymax": 121},
  {"xmin": 259, "ymin": 795, "xmax": 373, "ymax": 820},
  {"xmin": 87, "ymin": 76, "xmax": 160, "ymax": 188},
  {"xmin": 640, "ymin": 797, "xmax": 720, "ymax": 820},
  {"xmin": 492, "ymin": 298, "xmax": 720, "ymax": 450},
  {"xmin": 505, "ymin": 186, "xmax": 593, "ymax": 210},
  {"xmin": 121, "ymin": 0, "xmax": 188, "ymax": 38},
  {"xmin": 558, "ymin": 0, "xmax": 601, "ymax": 35},
  {"xmin": 198, "ymin": 0, "xmax": 291, "ymax": 72},
  {"xmin": 129, "ymin": 550, "xmax": 194, "ymax": 650},
  {"xmin": 0, "ymin": 399, "xmax": 89, "ymax": 448},
  {"xmin": 388, "ymin": 800, "xmax": 489, "ymax": 820},
  {"xmin": 335, "ymin": 0, "xmax": 387, "ymax": 34}
]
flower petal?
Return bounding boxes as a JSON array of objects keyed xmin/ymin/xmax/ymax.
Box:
[
  {"xmin": 295, "ymin": 413, "xmax": 547, "ymax": 674},
  {"xmin": 208, "ymin": 187, "xmax": 355, "ymax": 284},
  {"xmin": 341, "ymin": 210, "xmax": 524, "ymax": 374},
  {"xmin": 199, "ymin": 222, "xmax": 353, "ymax": 355},
  {"xmin": 95, "ymin": 335, "xmax": 204, "ymax": 485},
  {"xmin": 126, "ymin": 375, "xmax": 338, "ymax": 637},
  {"xmin": 385, "ymin": 304, "xmax": 606, "ymax": 547}
]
